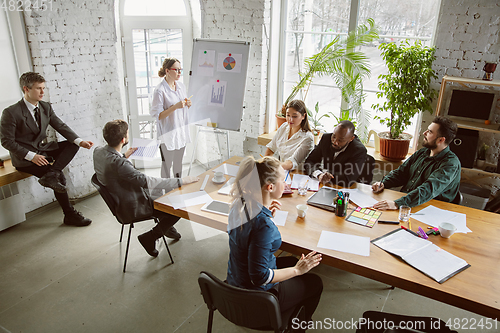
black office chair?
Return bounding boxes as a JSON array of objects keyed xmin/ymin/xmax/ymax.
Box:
[
  {"xmin": 91, "ymin": 174, "xmax": 173, "ymax": 272},
  {"xmin": 198, "ymin": 271, "xmax": 304, "ymax": 333},
  {"xmin": 356, "ymin": 311, "xmax": 457, "ymax": 333},
  {"xmin": 451, "ymin": 190, "xmax": 463, "ymax": 205},
  {"xmin": 357, "ymin": 155, "xmax": 376, "ymax": 185}
]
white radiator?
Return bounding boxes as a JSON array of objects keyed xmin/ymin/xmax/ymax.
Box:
[{"xmin": 0, "ymin": 182, "xmax": 26, "ymax": 231}]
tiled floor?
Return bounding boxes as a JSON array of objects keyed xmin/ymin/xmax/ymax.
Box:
[{"xmin": 0, "ymin": 164, "xmax": 495, "ymax": 332}]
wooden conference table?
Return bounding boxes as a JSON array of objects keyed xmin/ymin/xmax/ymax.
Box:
[{"xmin": 154, "ymin": 157, "xmax": 500, "ymax": 319}]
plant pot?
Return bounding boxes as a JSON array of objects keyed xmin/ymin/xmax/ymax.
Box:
[
  {"xmin": 476, "ymin": 159, "xmax": 485, "ymax": 169},
  {"xmin": 313, "ymin": 131, "xmax": 323, "ymax": 145},
  {"xmin": 378, "ymin": 132, "xmax": 412, "ymax": 161},
  {"xmin": 276, "ymin": 114, "xmax": 286, "ymax": 129},
  {"xmin": 367, "ymin": 130, "xmax": 380, "ymax": 153}
]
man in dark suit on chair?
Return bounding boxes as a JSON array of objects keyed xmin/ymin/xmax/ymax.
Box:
[
  {"xmin": 304, "ymin": 120, "xmax": 368, "ymax": 188},
  {"xmin": 93, "ymin": 120, "xmax": 199, "ymax": 256},
  {"xmin": 0, "ymin": 72, "xmax": 94, "ymax": 226}
]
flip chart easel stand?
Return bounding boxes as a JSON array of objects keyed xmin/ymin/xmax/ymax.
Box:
[{"xmin": 188, "ymin": 124, "xmax": 230, "ymax": 175}]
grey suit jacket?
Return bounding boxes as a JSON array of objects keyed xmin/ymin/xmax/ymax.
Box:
[
  {"xmin": 0, "ymin": 99, "xmax": 79, "ymax": 168},
  {"xmin": 93, "ymin": 145, "xmax": 182, "ymax": 224}
]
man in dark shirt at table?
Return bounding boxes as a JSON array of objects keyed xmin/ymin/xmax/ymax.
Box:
[
  {"xmin": 372, "ymin": 116, "xmax": 461, "ymax": 210},
  {"xmin": 304, "ymin": 120, "xmax": 367, "ymax": 187}
]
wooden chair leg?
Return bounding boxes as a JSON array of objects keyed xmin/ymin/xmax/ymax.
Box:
[{"xmin": 123, "ymin": 224, "xmax": 133, "ymax": 272}]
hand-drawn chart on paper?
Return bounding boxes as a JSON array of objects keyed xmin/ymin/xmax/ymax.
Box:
[
  {"xmin": 197, "ymin": 50, "xmax": 215, "ymax": 76},
  {"xmin": 217, "ymin": 53, "xmax": 242, "ymax": 73},
  {"xmin": 208, "ymin": 80, "xmax": 227, "ymax": 107}
]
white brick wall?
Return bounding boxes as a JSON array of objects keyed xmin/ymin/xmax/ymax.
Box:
[
  {"xmin": 426, "ymin": 0, "xmax": 500, "ymax": 195},
  {"xmin": 19, "ymin": 0, "xmax": 123, "ymax": 212},
  {"xmin": 433, "ymin": 0, "xmax": 500, "ymax": 79}
]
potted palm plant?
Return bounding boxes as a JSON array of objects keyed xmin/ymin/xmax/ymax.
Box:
[
  {"xmin": 280, "ymin": 18, "xmax": 379, "ymax": 138},
  {"xmin": 372, "ymin": 40, "xmax": 437, "ymax": 160}
]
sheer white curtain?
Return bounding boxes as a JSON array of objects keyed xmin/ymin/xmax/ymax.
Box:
[{"xmin": 0, "ymin": 10, "xmax": 22, "ymax": 159}]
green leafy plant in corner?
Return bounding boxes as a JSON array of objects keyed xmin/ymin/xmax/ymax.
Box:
[
  {"xmin": 372, "ymin": 39, "xmax": 437, "ymax": 139},
  {"xmin": 280, "ymin": 18, "xmax": 379, "ymax": 139}
]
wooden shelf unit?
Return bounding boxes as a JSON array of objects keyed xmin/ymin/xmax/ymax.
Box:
[{"xmin": 435, "ymin": 75, "xmax": 500, "ymax": 173}]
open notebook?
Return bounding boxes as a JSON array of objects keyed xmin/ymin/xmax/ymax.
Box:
[{"xmin": 372, "ymin": 229, "xmax": 470, "ymax": 283}]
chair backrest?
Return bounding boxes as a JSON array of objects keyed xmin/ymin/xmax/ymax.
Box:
[
  {"xmin": 357, "ymin": 155, "xmax": 375, "ymax": 185},
  {"xmin": 451, "ymin": 190, "xmax": 463, "ymax": 205},
  {"xmin": 91, "ymin": 174, "xmax": 119, "ymax": 219},
  {"xmin": 198, "ymin": 271, "xmax": 284, "ymax": 331},
  {"xmin": 356, "ymin": 311, "xmax": 457, "ymax": 333}
]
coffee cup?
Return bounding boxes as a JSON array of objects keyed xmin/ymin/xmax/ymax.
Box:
[
  {"xmin": 296, "ymin": 204, "xmax": 308, "ymax": 218},
  {"xmin": 439, "ymin": 222, "xmax": 457, "ymax": 238},
  {"xmin": 214, "ymin": 171, "xmax": 224, "ymax": 182}
]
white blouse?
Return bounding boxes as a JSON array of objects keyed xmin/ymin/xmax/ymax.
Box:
[
  {"xmin": 150, "ymin": 79, "xmax": 191, "ymax": 150},
  {"xmin": 266, "ymin": 123, "xmax": 314, "ymax": 170}
]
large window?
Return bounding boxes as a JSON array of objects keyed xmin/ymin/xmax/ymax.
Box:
[
  {"xmin": 280, "ymin": 0, "xmax": 440, "ymax": 143},
  {"xmin": 0, "ymin": 10, "xmax": 31, "ymax": 159}
]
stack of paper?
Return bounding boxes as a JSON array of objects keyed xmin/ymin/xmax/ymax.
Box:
[
  {"xmin": 213, "ymin": 164, "xmax": 240, "ymax": 177},
  {"xmin": 129, "ymin": 138, "xmax": 160, "ymax": 160},
  {"xmin": 372, "ymin": 229, "xmax": 470, "ymax": 283},
  {"xmin": 291, "ymin": 174, "xmax": 319, "ymax": 191},
  {"xmin": 341, "ymin": 188, "xmax": 378, "ymax": 208},
  {"xmin": 411, "ymin": 205, "xmax": 471, "ymax": 233},
  {"xmin": 166, "ymin": 191, "xmax": 213, "ymax": 210},
  {"xmin": 317, "ymin": 231, "xmax": 370, "ymax": 256}
]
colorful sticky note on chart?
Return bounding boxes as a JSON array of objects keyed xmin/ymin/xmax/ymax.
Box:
[{"xmin": 346, "ymin": 207, "xmax": 382, "ymax": 228}]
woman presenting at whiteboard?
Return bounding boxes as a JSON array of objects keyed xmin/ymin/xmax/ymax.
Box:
[{"xmin": 151, "ymin": 57, "xmax": 192, "ymax": 178}]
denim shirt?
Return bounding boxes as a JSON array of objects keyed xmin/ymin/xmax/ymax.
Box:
[{"xmin": 226, "ymin": 203, "xmax": 282, "ymax": 291}]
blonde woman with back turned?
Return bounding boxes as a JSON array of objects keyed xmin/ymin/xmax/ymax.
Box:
[{"xmin": 226, "ymin": 156, "xmax": 323, "ymax": 327}]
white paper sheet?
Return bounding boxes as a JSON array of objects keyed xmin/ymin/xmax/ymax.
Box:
[
  {"xmin": 128, "ymin": 138, "xmax": 160, "ymax": 160},
  {"xmin": 218, "ymin": 177, "xmax": 235, "ymax": 195},
  {"xmin": 291, "ymin": 174, "xmax": 319, "ymax": 191},
  {"xmin": 271, "ymin": 210, "xmax": 288, "ymax": 226},
  {"xmin": 317, "ymin": 231, "xmax": 370, "ymax": 256},
  {"xmin": 166, "ymin": 191, "xmax": 213, "ymax": 210},
  {"xmin": 411, "ymin": 205, "xmax": 471, "ymax": 233},
  {"xmin": 213, "ymin": 163, "xmax": 240, "ymax": 177},
  {"xmin": 341, "ymin": 188, "xmax": 378, "ymax": 208}
]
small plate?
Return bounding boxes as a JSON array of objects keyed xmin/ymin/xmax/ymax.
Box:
[{"xmin": 212, "ymin": 177, "xmax": 226, "ymax": 184}]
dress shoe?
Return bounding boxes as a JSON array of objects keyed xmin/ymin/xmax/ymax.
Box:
[
  {"xmin": 38, "ymin": 171, "xmax": 66, "ymax": 193},
  {"xmin": 138, "ymin": 231, "xmax": 159, "ymax": 257},
  {"xmin": 63, "ymin": 210, "xmax": 92, "ymax": 226},
  {"xmin": 165, "ymin": 226, "xmax": 181, "ymax": 240}
]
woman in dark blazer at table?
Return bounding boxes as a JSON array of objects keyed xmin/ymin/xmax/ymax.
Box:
[{"xmin": 226, "ymin": 156, "xmax": 323, "ymax": 326}]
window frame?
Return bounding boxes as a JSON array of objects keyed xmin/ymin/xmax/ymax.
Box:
[
  {"xmin": 268, "ymin": 0, "xmax": 441, "ymax": 150},
  {"xmin": 0, "ymin": 10, "xmax": 32, "ymax": 159}
]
